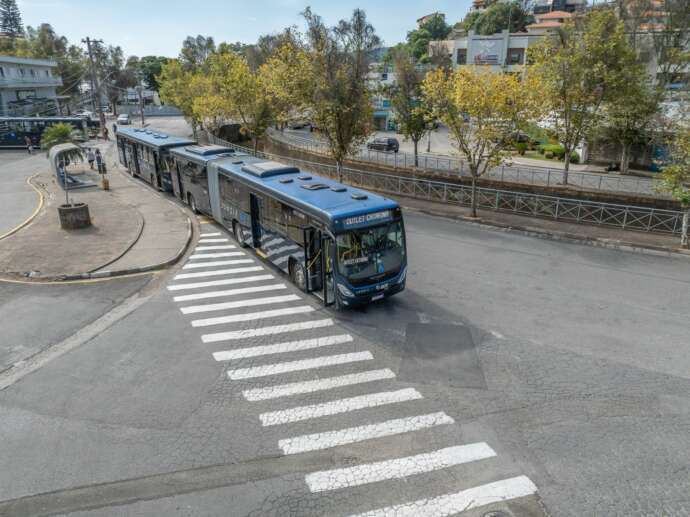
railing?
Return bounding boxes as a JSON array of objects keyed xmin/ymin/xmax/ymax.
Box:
[
  {"xmin": 267, "ymin": 128, "xmax": 666, "ymax": 199},
  {"xmin": 0, "ymin": 76, "xmax": 62, "ymax": 87},
  {"xmin": 203, "ymin": 131, "xmax": 684, "ymax": 236}
]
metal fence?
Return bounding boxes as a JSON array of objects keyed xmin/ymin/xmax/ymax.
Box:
[
  {"xmin": 203, "ymin": 131, "xmax": 684, "ymax": 236},
  {"xmin": 268, "ymin": 128, "xmax": 665, "ymax": 199}
]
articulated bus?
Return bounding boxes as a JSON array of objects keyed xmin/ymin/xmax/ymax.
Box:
[
  {"xmin": 0, "ymin": 116, "xmax": 88, "ymax": 148},
  {"xmin": 116, "ymin": 127, "xmax": 195, "ymax": 191},
  {"xmin": 170, "ymin": 145, "xmax": 407, "ymax": 307}
]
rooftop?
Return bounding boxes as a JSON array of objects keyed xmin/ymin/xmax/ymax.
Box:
[
  {"xmin": 537, "ymin": 10, "xmax": 574, "ymax": 20},
  {"xmin": 116, "ymin": 127, "xmax": 196, "ymax": 149},
  {"xmin": 0, "ymin": 55, "xmax": 58, "ymax": 67}
]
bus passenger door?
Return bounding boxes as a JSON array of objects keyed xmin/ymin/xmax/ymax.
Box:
[
  {"xmin": 249, "ymin": 193, "xmax": 263, "ymax": 248},
  {"xmin": 322, "ymin": 235, "xmax": 335, "ymax": 306},
  {"xmin": 172, "ymin": 162, "xmax": 184, "ymax": 200},
  {"xmin": 304, "ymin": 228, "xmax": 322, "ymax": 294}
]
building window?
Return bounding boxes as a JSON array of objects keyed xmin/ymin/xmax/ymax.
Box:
[
  {"xmin": 0, "ymin": 67, "xmax": 4, "ymax": 78},
  {"xmin": 30, "ymin": 69, "xmax": 36, "ymax": 77},
  {"xmin": 457, "ymin": 49, "xmax": 467, "ymax": 65},
  {"xmin": 45, "ymin": 70, "xmax": 50, "ymax": 77},
  {"xmin": 19, "ymin": 68, "xmax": 25, "ymax": 77},
  {"xmin": 381, "ymin": 72, "xmax": 388, "ymax": 80},
  {"xmin": 507, "ymin": 48, "xmax": 524, "ymax": 65}
]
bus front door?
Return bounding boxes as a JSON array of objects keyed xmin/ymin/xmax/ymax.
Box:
[
  {"xmin": 304, "ymin": 228, "xmax": 322, "ymax": 294},
  {"xmin": 322, "ymin": 235, "xmax": 335, "ymax": 306},
  {"xmin": 249, "ymin": 193, "xmax": 262, "ymax": 248}
]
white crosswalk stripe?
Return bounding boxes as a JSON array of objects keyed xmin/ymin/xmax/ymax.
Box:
[
  {"xmin": 212, "ymin": 334, "xmax": 353, "ymax": 361},
  {"xmin": 173, "ymin": 284, "xmax": 286, "ymax": 302},
  {"xmin": 200, "ymin": 232, "xmax": 221, "ymax": 237},
  {"xmin": 183, "ymin": 258, "xmax": 248, "ymax": 269},
  {"xmin": 344, "ymin": 476, "xmax": 537, "ymax": 517},
  {"xmin": 195, "ymin": 245, "xmax": 237, "ymax": 251},
  {"xmin": 198, "ymin": 238, "xmax": 229, "ymax": 243},
  {"xmin": 227, "ymin": 351, "xmax": 373, "ymax": 380},
  {"xmin": 192, "ymin": 306, "xmax": 315, "ymax": 327},
  {"xmin": 168, "ymin": 273, "xmax": 273, "ymax": 290},
  {"xmin": 278, "ymin": 412, "xmax": 454, "ymax": 455},
  {"xmin": 189, "ymin": 251, "xmax": 241, "ymax": 259},
  {"xmin": 202, "ymin": 318, "xmax": 334, "ymax": 343},
  {"xmin": 181, "ymin": 294, "xmax": 301, "ymax": 315},
  {"xmin": 306, "ymin": 443, "xmax": 497, "ymax": 492},
  {"xmin": 243, "ymin": 369, "xmax": 395, "ymax": 401},
  {"xmin": 260, "ymin": 388, "xmax": 422, "ymax": 427}
]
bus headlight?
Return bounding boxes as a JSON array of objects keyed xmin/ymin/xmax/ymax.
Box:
[
  {"xmin": 337, "ymin": 283, "xmax": 355, "ymax": 298},
  {"xmin": 397, "ymin": 266, "xmax": 407, "ymax": 284}
]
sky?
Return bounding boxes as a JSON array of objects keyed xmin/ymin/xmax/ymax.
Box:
[{"xmin": 18, "ymin": 0, "xmax": 473, "ymax": 58}]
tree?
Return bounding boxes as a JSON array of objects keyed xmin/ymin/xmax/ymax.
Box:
[
  {"xmin": 650, "ymin": 0, "xmax": 690, "ymax": 88},
  {"xmin": 40, "ymin": 123, "xmax": 84, "ymax": 162},
  {"xmin": 407, "ymin": 13, "xmax": 451, "ymax": 61},
  {"xmin": 179, "ymin": 35, "xmax": 216, "ymax": 71},
  {"xmin": 0, "ymin": 0, "xmax": 23, "ymax": 37},
  {"xmin": 529, "ymin": 8, "xmax": 631, "ymax": 184},
  {"xmin": 137, "ymin": 56, "xmax": 169, "ymax": 91},
  {"xmin": 158, "ymin": 59, "xmax": 201, "ymax": 138},
  {"xmin": 460, "ymin": 1, "xmax": 533, "ymax": 35},
  {"xmin": 658, "ymin": 128, "xmax": 690, "ymax": 247},
  {"xmin": 386, "ymin": 47, "xmax": 432, "ymax": 167},
  {"xmin": 600, "ymin": 60, "xmax": 663, "ymax": 174},
  {"xmin": 423, "ymin": 67, "xmax": 545, "ymax": 218},
  {"xmin": 300, "ymin": 7, "xmax": 380, "ymax": 181}
]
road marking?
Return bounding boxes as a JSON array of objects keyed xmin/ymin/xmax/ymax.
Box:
[
  {"xmin": 212, "ymin": 334, "xmax": 353, "ymax": 361},
  {"xmin": 306, "ymin": 442, "xmax": 497, "ymax": 492},
  {"xmin": 168, "ymin": 274, "xmax": 273, "ymax": 290},
  {"xmin": 227, "ymin": 351, "xmax": 373, "ymax": 380},
  {"xmin": 260, "ymin": 388, "xmax": 422, "ymax": 427},
  {"xmin": 195, "ymin": 245, "xmax": 237, "ymax": 251},
  {"xmin": 192, "ymin": 306, "xmax": 315, "ymax": 328},
  {"xmin": 189, "ymin": 252, "xmax": 243, "ymax": 259},
  {"xmin": 344, "ymin": 475, "xmax": 538, "ymax": 517},
  {"xmin": 243, "ymin": 369, "xmax": 395, "ymax": 401},
  {"xmin": 202, "ymin": 319, "xmax": 334, "ymax": 343},
  {"xmin": 198, "ymin": 238, "xmax": 229, "ymax": 243},
  {"xmin": 173, "ymin": 284, "xmax": 286, "ymax": 302},
  {"xmin": 278, "ymin": 412, "xmax": 454, "ymax": 455},
  {"xmin": 200, "ymin": 232, "xmax": 221, "ymax": 237},
  {"xmin": 181, "ymin": 294, "xmax": 301, "ymax": 315},
  {"xmin": 183, "ymin": 259, "xmax": 249, "ymax": 269},
  {"xmin": 172, "ymin": 266, "xmax": 261, "ymax": 281}
]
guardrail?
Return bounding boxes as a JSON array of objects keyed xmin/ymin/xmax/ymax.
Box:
[
  {"xmin": 203, "ymin": 131, "xmax": 684, "ymax": 236},
  {"xmin": 268, "ymin": 128, "xmax": 665, "ymax": 199}
]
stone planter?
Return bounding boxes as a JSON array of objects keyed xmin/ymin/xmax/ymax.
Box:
[{"xmin": 58, "ymin": 203, "xmax": 91, "ymax": 230}]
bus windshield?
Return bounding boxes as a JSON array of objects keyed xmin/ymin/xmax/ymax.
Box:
[{"xmin": 336, "ymin": 220, "xmax": 405, "ymax": 285}]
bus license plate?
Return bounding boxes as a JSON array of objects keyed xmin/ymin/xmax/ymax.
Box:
[{"xmin": 372, "ymin": 293, "xmax": 384, "ymax": 301}]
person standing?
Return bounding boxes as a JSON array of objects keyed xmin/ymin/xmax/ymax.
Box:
[
  {"xmin": 112, "ymin": 123, "xmax": 118, "ymax": 135},
  {"xmin": 86, "ymin": 148, "xmax": 95, "ymax": 170},
  {"xmin": 103, "ymin": 126, "xmax": 109, "ymax": 141},
  {"xmin": 25, "ymin": 136, "xmax": 33, "ymax": 154},
  {"xmin": 95, "ymin": 149, "xmax": 103, "ymax": 174}
]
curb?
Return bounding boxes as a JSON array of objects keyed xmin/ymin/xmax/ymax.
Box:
[
  {"xmin": 404, "ymin": 204, "xmax": 690, "ymax": 259},
  {"xmin": 0, "ymin": 173, "xmax": 45, "ymax": 241}
]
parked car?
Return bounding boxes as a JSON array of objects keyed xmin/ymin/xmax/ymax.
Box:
[
  {"xmin": 288, "ymin": 120, "xmax": 308, "ymax": 130},
  {"xmin": 117, "ymin": 113, "xmax": 131, "ymax": 125},
  {"xmin": 367, "ymin": 137, "xmax": 399, "ymax": 153}
]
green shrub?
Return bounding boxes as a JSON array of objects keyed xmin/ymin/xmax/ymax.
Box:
[
  {"xmin": 570, "ymin": 152, "xmax": 580, "ymax": 164},
  {"xmin": 538, "ymin": 146, "xmax": 545, "ymax": 155},
  {"xmin": 515, "ymin": 142, "xmax": 528, "ymax": 156},
  {"xmin": 544, "ymin": 151, "xmax": 554, "ymax": 159}
]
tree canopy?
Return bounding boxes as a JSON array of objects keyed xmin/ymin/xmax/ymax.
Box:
[
  {"xmin": 0, "ymin": 0, "xmax": 23, "ymax": 36},
  {"xmin": 406, "ymin": 13, "xmax": 451, "ymax": 61},
  {"xmin": 459, "ymin": 1, "xmax": 533, "ymax": 35}
]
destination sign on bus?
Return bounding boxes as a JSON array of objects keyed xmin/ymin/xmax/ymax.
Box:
[{"xmin": 340, "ymin": 210, "xmax": 392, "ymax": 230}]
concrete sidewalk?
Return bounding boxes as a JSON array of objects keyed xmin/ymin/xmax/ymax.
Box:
[{"xmin": 0, "ymin": 140, "xmax": 192, "ymax": 280}]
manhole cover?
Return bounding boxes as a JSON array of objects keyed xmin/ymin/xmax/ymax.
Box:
[{"xmin": 483, "ymin": 512, "xmax": 511, "ymax": 517}]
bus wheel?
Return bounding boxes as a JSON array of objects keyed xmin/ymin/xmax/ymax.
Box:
[
  {"xmin": 233, "ymin": 222, "xmax": 247, "ymax": 248},
  {"xmin": 188, "ymin": 194, "xmax": 198, "ymax": 214},
  {"xmin": 289, "ymin": 260, "xmax": 307, "ymax": 292}
]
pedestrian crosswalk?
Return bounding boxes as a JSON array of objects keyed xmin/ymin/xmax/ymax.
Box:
[{"xmin": 166, "ymin": 227, "xmax": 539, "ymax": 516}]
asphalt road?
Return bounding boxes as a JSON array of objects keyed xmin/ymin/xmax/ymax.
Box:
[
  {"xmin": 1, "ymin": 197, "xmax": 689, "ymax": 515},
  {"xmin": 0, "ymin": 151, "xmax": 44, "ymax": 237}
]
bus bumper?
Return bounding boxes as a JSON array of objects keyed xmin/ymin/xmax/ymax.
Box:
[{"xmin": 339, "ymin": 280, "xmax": 405, "ymax": 307}]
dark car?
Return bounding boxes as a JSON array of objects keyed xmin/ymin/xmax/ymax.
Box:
[{"xmin": 367, "ymin": 137, "xmax": 399, "ymax": 153}]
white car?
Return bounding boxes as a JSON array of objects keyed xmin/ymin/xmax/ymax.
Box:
[{"xmin": 117, "ymin": 113, "xmax": 131, "ymax": 125}]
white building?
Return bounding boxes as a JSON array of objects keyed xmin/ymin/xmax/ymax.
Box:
[{"xmin": 0, "ymin": 55, "xmax": 62, "ymax": 116}]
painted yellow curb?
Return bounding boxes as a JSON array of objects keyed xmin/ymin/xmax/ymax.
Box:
[{"xmin": 0, "ymin": 173, "xmax": 45, "ymax": 241}]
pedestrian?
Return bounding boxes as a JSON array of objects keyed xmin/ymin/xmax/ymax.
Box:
[
  {"xmin": 113, "ymin": 123, "xmax": 118, "ymax": 135},
  {"xmin": 95, "ymin": 149, "xmax": 103, "ymax": 174},
  {"xmin": 103, "ymin": 126, "xmax": 109, "ymax": 140},
  {"xmin": 86, "ymin": 148, "xmax": 95, "ymax": 170},
  {"xmin": 25, "ymin": 136, "xmax": 33, "ymax": 154}
]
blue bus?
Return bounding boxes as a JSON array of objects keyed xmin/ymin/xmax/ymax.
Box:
[
  {"xmin": 0, "ymin": 116, "xmax": 88, "ymax": 148},
  {"xmin": 116, "ymin": 127, "xmax": 195, "ymax": 191},
  {"xmin": 172, "ymin": 146, "xmax": 407, "ymax": 308}
]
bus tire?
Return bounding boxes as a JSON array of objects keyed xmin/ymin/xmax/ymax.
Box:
[
  {"xmin": 289, "ymin": 259, "xmax": 307, "ymax": 292},
  {"xmin": 233, "ymin": 221, "xmax": 247, "ymax": 247},
  {"xmin": 188, "ymin": 194, "xmax": 198, "ymax": 214}
]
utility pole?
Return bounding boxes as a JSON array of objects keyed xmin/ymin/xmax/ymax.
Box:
[
  {"xmin": 137, "ymin": 86, "xmax": 145, "ymax": 126},
  {"xmin": 82, "ymin": 36, "xmax": 105, "ymax": 139}
]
